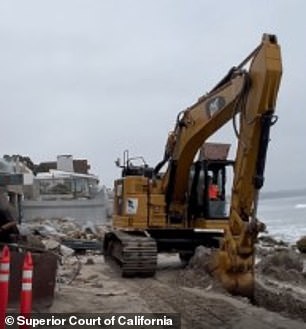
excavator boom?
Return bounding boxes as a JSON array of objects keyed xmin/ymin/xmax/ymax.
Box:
[{"xmin": 162, "ymin": 35, "xmax": 282, "ymax": 219}]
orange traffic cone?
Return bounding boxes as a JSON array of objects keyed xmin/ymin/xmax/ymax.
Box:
[
  {"xmin": 20, "ymin": 252, "xmax": 33, "ymax": 328},
  {"xmin": 0, "ymin": 246, "xmax": 10, "ymax": 329}
]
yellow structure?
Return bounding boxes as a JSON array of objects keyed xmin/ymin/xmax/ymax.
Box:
[{"xmin": 104, "ymin": 34, "xmax": 282, "ymax": 297}]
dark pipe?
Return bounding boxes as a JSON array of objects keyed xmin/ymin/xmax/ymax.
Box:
[
  {"xmin": 165, "ymin": 160, "xmax": 177, "ymax": 211},
  {"xmin": 253, "ymin": 110, "xmax": 278, "ymax": 190}
]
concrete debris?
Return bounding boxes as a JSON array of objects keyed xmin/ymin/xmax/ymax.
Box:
[
  {"xmin": 19, "ymin": 216, "xmax": 105, "ymax": 242},
  {"xmin": 60, "ymin": 244, "xmax": 75, "ymax": 257},
  {"xmin": 34, "ymin": 224, "xmax": 65, "ymax": 238},
  {"xmin": 59, "ymin": 222, "xmax": 79, "ymax": 235},
  {"xmin": 18, "ymin": 223, "xmax": 32, "ymax": 236},
  {"xmin": 25, "ymin": 234, "xmax": 46, "ymax": 250},
  {"xmin": 42, "ymin": 239, "xmax": 60, "ymax": 251},
  {"xmin": 15, "ymin": 216, "xmax": 107, "ymax": 272},
  {"xmin": 81, "ymin": 221, "xmax": 98, "ymax": 235}
]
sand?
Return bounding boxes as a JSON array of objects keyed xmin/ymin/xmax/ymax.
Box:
[{"xmin": 45, "ymin": 249, "xmax": 306, "ymax": 329}]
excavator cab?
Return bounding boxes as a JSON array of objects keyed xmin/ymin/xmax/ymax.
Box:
[{"xmin": 188, "ymin": 143, "xmax": 233, "ymax": 219}]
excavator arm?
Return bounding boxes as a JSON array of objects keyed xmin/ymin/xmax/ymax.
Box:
[
  {"xmin": 161, "ymin": 69, "xmax": 249, "ymax": 217},
  {"xmin": 214, "ymin": 34, "xmax": 282, "ymax": 296},
  {"xmin": 158, "ymin": 34, "xmax": 282, "ymax": 296}
]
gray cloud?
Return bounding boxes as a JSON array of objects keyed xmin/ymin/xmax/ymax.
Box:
[{"xmin": 0, "ymin": 0, "xmax": 305, "ymax": 190}]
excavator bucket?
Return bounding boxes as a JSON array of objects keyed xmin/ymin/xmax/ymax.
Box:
[{"xmin": 209, "ymin": 251, "xmax": 255, "ymax": 299}]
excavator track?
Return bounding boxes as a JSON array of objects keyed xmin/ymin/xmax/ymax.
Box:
[{"xmin": 103, "ymin": 231, "xmax": 157, "ymax": 277}]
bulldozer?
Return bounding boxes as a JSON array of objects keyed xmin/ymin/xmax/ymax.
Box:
[{"xmin": 103, "ymin": 34, "xmax": 282, "ymax": 298}]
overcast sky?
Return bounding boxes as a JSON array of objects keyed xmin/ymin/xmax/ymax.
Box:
[{"xmin": 0, "ymin": 1, "xmax": 305, "ymax": 191}]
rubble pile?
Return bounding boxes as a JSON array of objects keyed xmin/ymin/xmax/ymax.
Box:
[
  {"xmin": 256, "ymin": 235, "xmax": 290, "ymax": 263},
  {"xmin": 255, "ymin": 241, "xmax": 306, "ymax": 322},
  {"xmin": 257, "ymin": 249, "xmax": 306, "ymax": 283},
  {"xmin": 18, "ymin": 217, "xmax": 108, "ymax": 255},
  {"xmin": 256, "ymin": 234, "xmax": 306, "ymax": 281},
  {"xmin": 15, "ymin": 218, "xmax": 110, "ymax": 288}
]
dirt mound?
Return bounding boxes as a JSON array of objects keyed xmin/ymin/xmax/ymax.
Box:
[
  {"xmin": 257, "ymin": 249, "xmax": 306, "ymax": 283},
  {"xmin": 255, "ymin": 248, "xmax": 306, "ymax": 321},
  {"xmin": 177, "ymin": 246, "xmax": 224, "ymax": 292},
  {"xmin": 188, "ymin": 245, "xmax": 212, "ymax": 271}
]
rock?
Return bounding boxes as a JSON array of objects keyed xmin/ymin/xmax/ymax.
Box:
[
  {"xmin": 26, "ymin": 235, "xmax": 46, "ymax": 250},
  {"xmin": 205, "ymin": 284, "xmax": 213, "ymax": 291},
  {"xmin": 60, "ymin": 222, "xmax": 79, "ymax": 234},
  {"xmin": 60, "ymin": 244, "xmax": 75, "ymax": 257},
  {"xmin": 256, "ymin": 244, "xmax": 273, "ymax": 259},
  {"xmin": 81, "ymin": 221, "xmax": 98, "ymax": 235},
  {"xmin": 91, "ymin": 283, "xmax": 103, "ymax": 288},
  {"xmin": 34, "ymin": 224, "xmax": 65, "ymax": 238},
  {"xmin": 85, "ymin": 258, "xmax": 95, "ymax": 265},
  {"xmin": 61, "ymin": 217, "xmax": 76, "ymax": 223},
  {"xmin": 296, "ymin": 236, "xmax": 306, "ymax": 253},
  {"xmin": 258, "ymin": 235, "xmax": 288, "ymax": 247},
  {"xmin": 188, "ymin": 245, "xmax": 212, "ymax": 272},
  {"xmin": 42, "ymin": 239, "xmax": 60, "ymax": 250},
  {"xmin": 18, "ymin": 223, "xmax": 32, "ymax": 236},
  {"xmin": 69, "ymin": 231, "xmax": 82, "ymax": 239}
]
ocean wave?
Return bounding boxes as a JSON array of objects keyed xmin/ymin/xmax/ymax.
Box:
[{"xmin": 295, "ymin": 204, "xmax": 306, "ymax": 209}]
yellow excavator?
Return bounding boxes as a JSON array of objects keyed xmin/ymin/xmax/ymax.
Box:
[{"xmin": 104, "ymin": 34, "xmax": 282, "ymax": 297}]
